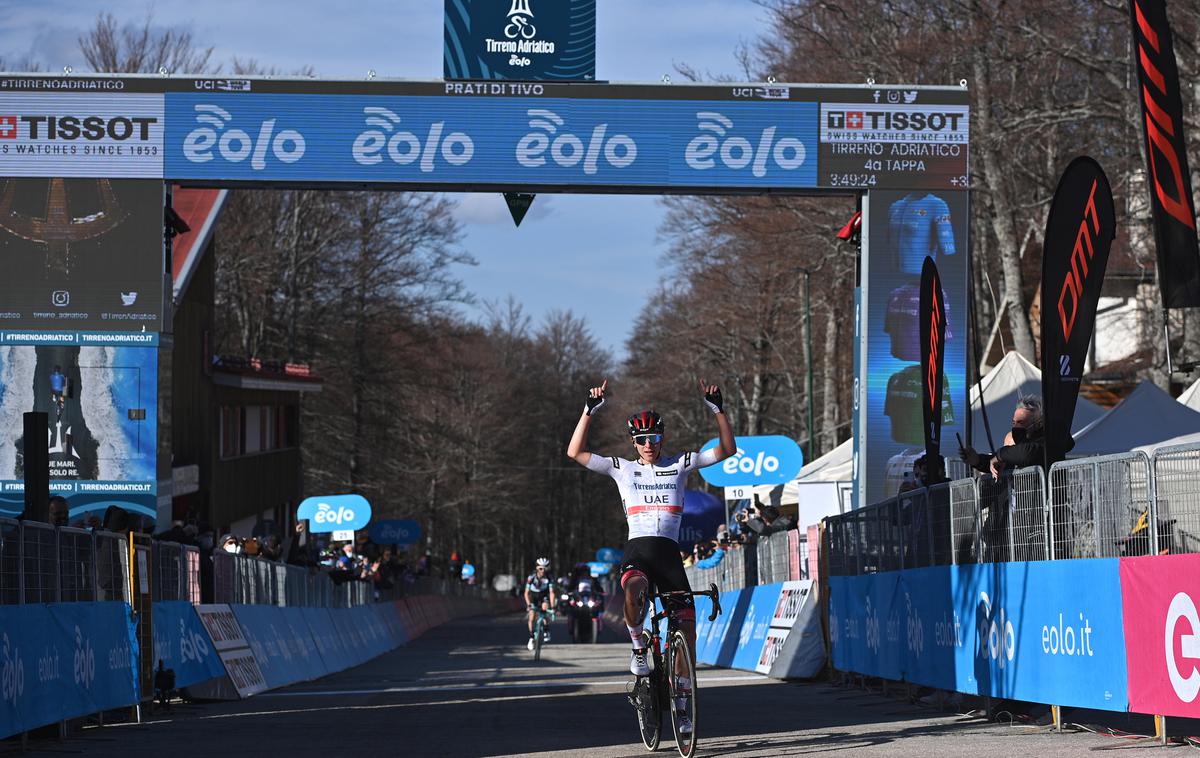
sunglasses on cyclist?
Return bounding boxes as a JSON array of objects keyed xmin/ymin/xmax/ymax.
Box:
[{"xmin": 633, "ymin": 434, "xmax": 663, "ymax": 446}]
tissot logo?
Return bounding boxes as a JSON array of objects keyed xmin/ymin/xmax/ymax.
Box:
[
  {"xmin": 0, "ymin": 114, "xmax": 157, "ymax": 141},
  {"xmin": 826, "ymin": 109, "xmax": 963, "ymax": 132}
]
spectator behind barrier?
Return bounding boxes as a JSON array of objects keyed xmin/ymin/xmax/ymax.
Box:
[
  {"xmin": 743, "ymin": 504, "xmax": 795, "ymax": 537},
  {"xmin": 959, "ymin": 394, "xmax": 1071, "ymax": 478},
  {"xmin": 48, "ymin": 496, "xmax": 69, "ymax": 527}
]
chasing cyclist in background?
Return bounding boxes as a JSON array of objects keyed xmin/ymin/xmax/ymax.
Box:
[
  {"xmin": 49, "ymin": 364, "xmax": 66, "ymax": 418},
  {"xmin": 567, "ymin": 379, "xmax": 735, "ymax": 735},
  {"xmin": 524, "ymin": 557, "xmax": 558, "ymax": 651}
]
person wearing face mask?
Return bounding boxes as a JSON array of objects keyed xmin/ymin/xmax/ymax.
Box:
[
  {"xmin": 958, "ymin": 395, "xmax": 1068, "ymax": 480},
  {"xmin": 219, "ymin": 534, "xmax": 242, "ymax": 554}
]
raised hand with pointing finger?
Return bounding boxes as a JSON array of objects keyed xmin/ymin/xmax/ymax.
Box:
[
  {"xmin": 699, "ymin": 378, "xmax": 723, "ymax": 414},
  {"xmin": 584, "ymin": 378, "xmax": 608, "ymax": 416}
]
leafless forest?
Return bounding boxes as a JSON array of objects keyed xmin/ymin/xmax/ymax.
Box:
[{"xmin": 10, "ymin": 3, "xmax": 1199, "ymax": 579}]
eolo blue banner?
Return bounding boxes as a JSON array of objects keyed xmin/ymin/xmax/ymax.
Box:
[{"xmin": 0, "ymin": 77, "xmax": 969, "ymax": 193}]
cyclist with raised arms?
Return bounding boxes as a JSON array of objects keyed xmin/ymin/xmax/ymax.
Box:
[
  {"xmin": 568, "ymin": 379, "xmax": 735, "ymax": 734},
  {"xmin": 524, "ymin": 557, "xmax": 557, "ymax": 650}
]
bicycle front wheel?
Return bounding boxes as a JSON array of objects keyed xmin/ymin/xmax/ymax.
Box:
[
  {"xmin": 667, "ymin": 630, "xmax": 698, "ymax": 758},
  {"xmin": 533, "ymin": 617, "xmax": 544, "ymax": 661}
]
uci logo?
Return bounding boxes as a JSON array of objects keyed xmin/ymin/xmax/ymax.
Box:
[
  {"xmin": 1, "ymin": 633, "xmax": 24, "ymax": 705},
  {"xmin": 182, "ymin": 104, "xmax": 306, "ymax": 170},
  {"xmin": 352, "ymin": 107, "xmax": 474, "ymax": 172},
  {"xmin": 516, "ymin": 109, "xmax": 637, "ymax": 175},
  {"xmin": 1166, "ymin": 592, "xmax": 1200, "ymax": 702},
  {"xmin": 685, "ymin": 112, "xmax": 807, "ymax": 178}
]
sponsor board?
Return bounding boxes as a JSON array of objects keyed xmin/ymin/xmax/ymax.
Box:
[
  {"xmin": 0, "ymin": 94, "xmax": 164, "ymax": 177},
  {"xmin": 756, "ymin": 628, "xmax": 790, "ymax": 674},
  {"xmin": 1121, "ymin": 554, "xmax": 1200, "ymax": 717},
  {"xmin": 194, "ymin": 603, "xmax": 266, "ymax": 698},
  {"xmin": 770, "ymin": 580, "xmax": 812, "ymax": 629},
  {"xmin": 830, "ymin": 561, "xmax": 1127, "ymax": 710}
]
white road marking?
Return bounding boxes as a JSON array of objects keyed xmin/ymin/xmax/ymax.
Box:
[{"xmin": 263, "ymin": 674, "xmax": 768, "ymax": 698}]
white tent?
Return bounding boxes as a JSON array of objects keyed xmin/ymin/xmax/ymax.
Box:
[
  {"xmin": 1178, "ymin": 377, "xmax": 1200, "ymax": 411},
  {"xmin": 1072, "ymin": 380, "xmax": 1200, "ymax": 457},
  {"xmin": 1134, "ymin": 431, "xmax": 1200, "ymax": 455},
  {"xmin": 967, "ymin": 350, "xmax": 1105, "ymax": 447},
  {"xmin": 754, "ymin": 440, "xmax": 852, "ymax": 520}
]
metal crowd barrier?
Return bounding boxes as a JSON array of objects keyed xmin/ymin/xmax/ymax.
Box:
[
  {"xmin": 0, "ymin": 519, "xmax": 132, "ymax": 604},
  {"xmin": 1049, "ymin": 451, "xmax": 1153, "ymax": 559},
  {"xmin": 825, "ymin": 444, "xmax": 1200, "ymax": 574}
]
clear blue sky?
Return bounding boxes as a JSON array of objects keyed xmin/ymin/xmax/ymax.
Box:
[{"xmin": 0, "ymin": 1, "xmax": 774, "ymax": 361}]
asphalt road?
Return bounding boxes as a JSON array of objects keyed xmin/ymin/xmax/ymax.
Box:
[{"xmin": 23, "ymin": 613, "xmax": 1144, "ymax": 757}]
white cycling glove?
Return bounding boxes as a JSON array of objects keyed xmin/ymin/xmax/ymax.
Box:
[{"xmin": 703, "ymin": 387, "xmax": 724, "ymax": 414}]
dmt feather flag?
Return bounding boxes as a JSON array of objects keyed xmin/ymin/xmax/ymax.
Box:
[
  {"xmin": 919, "ymin": 256, "xmax": 947, "ymax": 483},
  {"xmin": 1041, "ymin": 157, "xmax": 1115, "ymax": 465},
  {"xmin": 1130, "ymin": 0, "xmax": 1200, "ymax": 307}
]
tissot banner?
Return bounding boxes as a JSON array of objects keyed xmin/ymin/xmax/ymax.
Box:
[
  {"xmin": 0, "ymin": 93, "xmax": 164, "ymax": 178},
  {"xmin": 1129, "ymin": 0, "xmax": 1200, "ymax": 308},
  {"xmin": 1040, "ymin": 157, "xmax": 1115, "ymax": 464},
  {"xmin": 444, "ymin": 0, "xmax": 596, "ymax": 81},
  {"xmin": 919, "ymin": 256, "xmax": 947, "ymax": 480}
]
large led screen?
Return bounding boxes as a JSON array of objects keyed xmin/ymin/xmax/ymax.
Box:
[
  {"xmin": 0, "ymin": 333, "xmax": 158, "ymax": 522},
  {"xmin": 0, "ymin": 177, "xmax": 164, "ymax": 332}
]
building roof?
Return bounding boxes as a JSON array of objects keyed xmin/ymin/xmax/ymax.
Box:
[
  {"xmin": 212, "ymin": 356, "xmax": 323, "ymax": 393},
  {"xmin": 171, "ymin": 187, "xmax": 227, "ymax": 302}
]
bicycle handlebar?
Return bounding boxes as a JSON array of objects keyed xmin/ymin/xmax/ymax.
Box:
[{"xmin": 657, "ymin": 582, "xmax": 723, "ymax": 622}]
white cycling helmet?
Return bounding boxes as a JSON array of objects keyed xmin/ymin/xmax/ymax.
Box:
[{"xmin": 535, "ymin": 557, "xmax": 550, "ymax": 569}]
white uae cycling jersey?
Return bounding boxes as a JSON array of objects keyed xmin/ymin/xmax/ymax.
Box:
[{"xmin": 585, "ymin": 449, "xmax": 721, "ymax": 542}]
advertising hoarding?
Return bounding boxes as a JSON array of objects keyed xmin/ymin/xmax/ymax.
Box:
[
  {"xmin": 0, "ymin": 177, "xmax": 164, "ymax": 332},
  {"xmin": 698, "ymin": 435, "xmax": 804, "ymax": 487},
  {"xmin": 0, "ymin": 92, "xmax": 164, "ymax": 178},
  {"xmin": 859, "ymin": 189, "xmax": 968, "ymax": 504},
  {"xmin": 829, "ymin": 560, "xmax": 1128, "ymax": 710},
  {"xmin": 0, "ymin": 332, "xmax": 158, "ymax": 521},
  {"xmin": 445, "ymin": 0, "xmax": 596, "ymax": 81}
]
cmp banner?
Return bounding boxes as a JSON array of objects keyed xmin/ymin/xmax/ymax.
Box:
[
  {"xmin": 919, "ymin": 256, "xmax": 947, "ymax": 482},
  {"xmin": 829, "ymin": 560, "xmax": 1128, "ymax": 711},
  {"xmin": 1040, "ymin": 157, "xmax": 1115, "ymax": 465},
  {"xmin": 1129, "ymin": 0, "xmax": 1200, "ymax": 308},
  {"xmin": 0, "ymin": 602, "xmax": 139, "ymax": 740}
]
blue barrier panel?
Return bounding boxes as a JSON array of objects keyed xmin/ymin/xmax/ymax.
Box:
[
  {"xmin": 697, "ymin": 590, "xmax": 742, "ymax": 665},
  {"xmin": 279, "ymin": 607, "xmax": 327, "ymax": 682},
  {"xmin": 300, "ymin": 607, "xmax": 348, "ymax": 674},
  {"xmin": 0, "ymin": 602, "xmax": 138, "ymax": 740},
  {"xmin": 152, "ymin": 601, "xmax": 227, "ymax": 689},
  {"xmin": 232, "ymin": 604, "xmax": 326, "ymax": 689},
  {"xmin": 829, "ymin": 560, "xmax": 1128, "ymax": 711},
  {"xmin": 730, "ymin": 584, "xmax": 784, "ymax": 671}
]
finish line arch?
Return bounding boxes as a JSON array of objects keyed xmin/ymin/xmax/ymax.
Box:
[{"xmin": 0, "ymin": 73, "xmax": 969, "ymax": 511}]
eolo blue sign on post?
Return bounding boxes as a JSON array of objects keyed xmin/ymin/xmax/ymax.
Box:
[
  {"xmin": 368, "ymin": 520, "xmax": 423, "ymax": 545},
  {"xmin": 698, "ymin": 435, "xmax": 804, "ymax": 487},
  {"xmin": 296, "ymin": 494, "xmax": 372, "ymax": 533}
]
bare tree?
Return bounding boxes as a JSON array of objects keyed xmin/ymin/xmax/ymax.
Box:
[{"xmin": 78, "ymin": 12, "xmax": 214, "ymax": 74}]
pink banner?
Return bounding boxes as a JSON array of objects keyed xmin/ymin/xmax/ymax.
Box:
[{"xmin": 1121, "ymin": 554, "xmax": 1200, "ymax": 717}]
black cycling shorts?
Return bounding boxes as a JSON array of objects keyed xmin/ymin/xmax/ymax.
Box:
[{"xmin": 619, "ymin": 536, "xmax": 694, "ymax": 617}]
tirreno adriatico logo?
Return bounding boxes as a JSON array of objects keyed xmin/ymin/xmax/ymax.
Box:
[{"xmin": 505, "ymin": 0, "xmax": 536, "ymax": 39}]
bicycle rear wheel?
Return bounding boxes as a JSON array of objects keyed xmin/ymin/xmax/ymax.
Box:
[
  {"xmin": 667, "ymin": 630, "xmax": 698, "ymax": 758},
  {"xmin": 633, "ymin": 672, "xmax": 661, "ymax": 750}
]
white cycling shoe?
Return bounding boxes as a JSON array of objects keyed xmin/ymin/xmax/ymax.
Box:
[
  {"xmin": 630, "ymin": 648, "xmax": 651, "ymax": 676},
  {"xmin": 677, "ymin": 714, "xmax": 693, "ymax": 735},
  {"xmin": 527, "ymin": 637, "xmax": 535, "ymax": 651}
]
